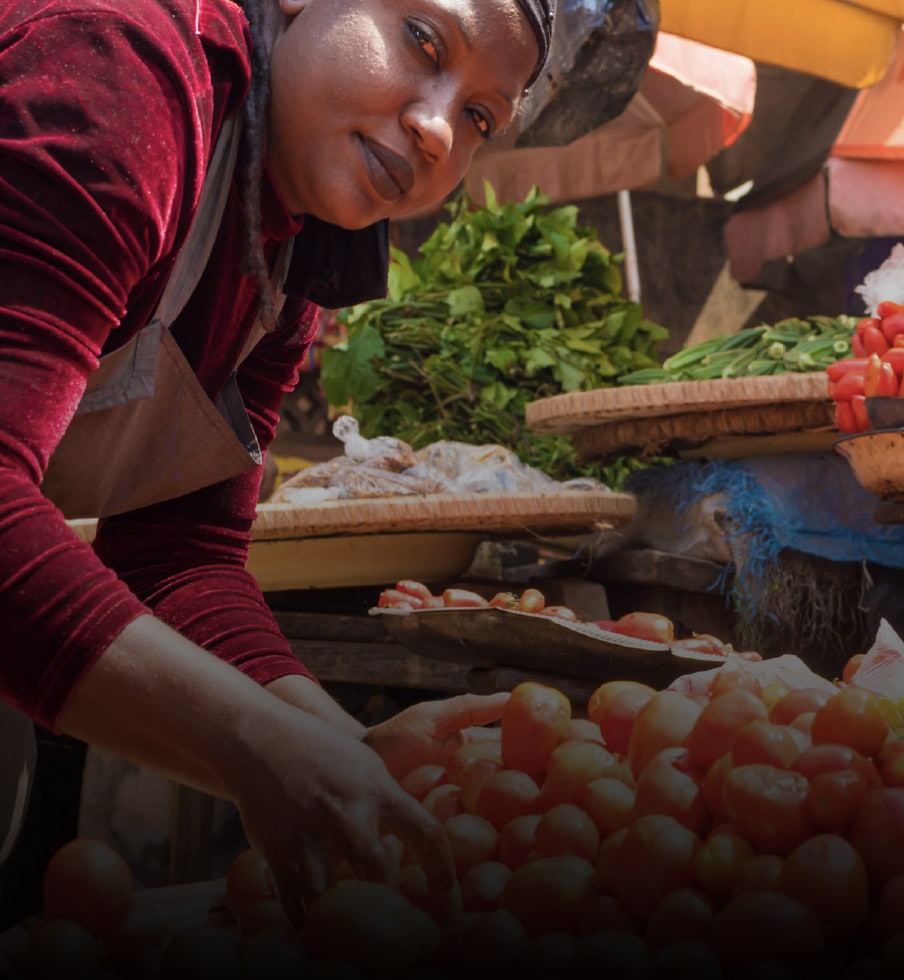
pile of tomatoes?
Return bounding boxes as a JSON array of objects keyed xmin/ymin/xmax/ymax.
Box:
[
  {"xmin": 14, "ymin": 664, "xmax": 904, "ymax": 979},
  {"xmin": 829, "ymin": 300, "xmax": 904, "ymax": 433}
]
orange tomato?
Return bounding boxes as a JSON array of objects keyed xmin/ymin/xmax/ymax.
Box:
[
  {"xmin": 474, "ymin": 770, "xmax": 540, "ymax": 830},
  {"xmin": 708, "ymin": 890, "xmax": 825, "ymax": 966},
  {"xmin": 806, "ymin": 768, "xmax": 870, "ymax": 832},
  {"xmin": 534, "ymin": 804, "xmax": 601, "ymax": 862},
  {"xmin": 582, "ymin": 776, "xmax": 636, "ymax": 837},
  {"xmin": 224, "ymin": 848, "xmax": 274, "ymax": 919},
  {"xmin": 458, "ymin": 861, "xmax": 511, "ymax": 914},
  {"xmin": 811, "ymin": 687, "xmax": 891, "ymax": 758},
  {"xmin": 496, "ymin": 813, "xmax": 541, "ymax": 870},
  {"xmin": 686, "ymin": 689, "xmax": 768, "ymax": 770},
  {"xmin": 627, "ymin": 690, "xmax": 703, "ymax": 779},
  {"xmin": 587, "ymin": 680, "xmax": 656, "ymax": 757},
  {"xmin": 444, "ymin": 813, "xmax": 498, "ymax": 875},
  {"xmin": 694, "ymin": 826, "xmax": 755, "ymax": 898},
  {"xmin": 878, "ymin": 738, "xmax": 904, "ymax": 788},
  {"xmin": 400, "ymin": 763, "xmax": 448, "ymax": 801},
  {"xmin": 722, "ymin": 764, "xmax": 816, "ymax": 856},
  {"xmin": 517, "ymin": 588, "xmax": 546, "ymax": 613},
  {"xmin": 779, "ymin": 833, "xmax": 870, "ymax": 937},
  {"xmin": 731, "ymin": 719, "xmax": 807, "ymax": 769},
  {"xmin": 645, "ymin": 886, "xmax": 715, "ymax": 950},
  {"xmin": 445, "ymin": 740, "xmax": 502, "ymax": 787},
  {"xmin": 612, "ymin": 610, "xmax": 675, "ymax": 643},
  {"xmin": 539, "ymin": 740, "xmax": 620, "ymax": 810},
  {"xmin": 769, "ymin": 687, "xmax": 834, "ymax": 726},
  {"xmin": 731, "ymin": 853, "xmax": 785, "ymax": 895},
  {"xmin": 501, "ymin": 682, "xmax": 571, "ymax": 774},
  {"xmin": 631, "ymin": 747, "xmax": 709, "ymax": 837},
  {"xmin": 500, "ymin": 855, "xmax": 599, "ymax": 936},
  {"xmin": 607, "ymin": 814, "xmax": 701, "ymax": 922},
  {"xmin": 850, "ymin": 787, "xmax": 904, "ymax": 886},
  {"xmin": 42, "ymin": 838, "xmax": 134, "ymax": 940}
]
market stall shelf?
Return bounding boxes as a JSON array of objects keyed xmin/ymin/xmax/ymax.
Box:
[{"xmin": 525, "ymin": 374, "xmax": 836, "ymax": 461}]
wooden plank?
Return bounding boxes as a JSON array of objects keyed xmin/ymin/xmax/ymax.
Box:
[
  {"xmin": 273, "ymin": 611, "xmax": 389, "ymax": 642},
  {"xmin": 286, "ymin": 640, "xmax": 474, "ymax": 692},
  {"xmin": 592, "ymin": 547, "xmax": 729, "ymax": 595}
]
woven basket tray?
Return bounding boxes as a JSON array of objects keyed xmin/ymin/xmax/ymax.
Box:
[
  {"xmin": 252, "ymin": 490, "xmax": 637, "ymax": 539},
  {"xmin": 526, "ymin": 373, "xmax": 832, "ymax": 434},
  {"xmin": 574, "ymin": 401, "xmax": 837, "ymax": 461}
]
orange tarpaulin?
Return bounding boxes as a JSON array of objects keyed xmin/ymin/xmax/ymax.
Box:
[{"xmin": 660, "ymin": 0, "xmax": 903, "ymax": 89}]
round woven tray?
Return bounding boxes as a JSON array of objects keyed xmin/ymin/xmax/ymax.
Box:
[
  {"xmin": 252, "ymin": 490, "xmax": 637, "ymax": 539},
  {"xmin": 526, "ymin": 373, "xmax": 831, "ymax": 434},
  {"xmin": 574, "ymin": 401, "xmax": 836, "ymax": 461}
]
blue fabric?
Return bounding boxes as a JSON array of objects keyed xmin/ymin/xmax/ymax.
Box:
[{"xmin": 627, "ymin": 453, "xmax": 904, "ymax": 571}]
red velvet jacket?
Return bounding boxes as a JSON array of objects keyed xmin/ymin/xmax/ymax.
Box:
[{"xmin": 0, "ymin": 0, "xmax": 319, "ymax": 728}]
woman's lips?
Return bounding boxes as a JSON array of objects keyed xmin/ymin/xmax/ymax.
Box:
[{"xmin": 361, "ymin": 136, "xmax": 414, "ymax": 202}]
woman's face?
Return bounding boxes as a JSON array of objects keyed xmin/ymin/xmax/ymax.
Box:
[{"xmin": 267, "ymin": 0, "xmax": 538, "ymax": 227}]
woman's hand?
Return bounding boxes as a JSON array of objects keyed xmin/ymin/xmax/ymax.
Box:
[{"xmin": 362, "ymin": 692, "xmax": 509, "ymax": 781}]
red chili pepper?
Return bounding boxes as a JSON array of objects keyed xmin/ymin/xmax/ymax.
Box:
[
  {"xmin": 851, "ymin": 333, "xmax": 867, "ymax": 357},
  {"xmin": 877, "ymin": 300, "xmax": 904, "ymax": 319},
  {"xmin": 833, "ymin": 371, "xmax": 866, "ymax": 400},
  {"xmin": 864, "ymin": 354, "xmax": 884, "ymax": 396},
  {"xmin": 881, "ymin": 349, "xmax": 904, "ymax": 376},
  {"xmin": 856, "ymin": 316, "xmax": 883, "ymax": 335},
  {"xmin": 880, "ymin": 311, "xmax": 904, "ymax": 345},
  {"xmin": 826, "ymin": 357, "xmax": 870, "ymax": 382},
  {"xmin": 834, "ymin": 400, "xmax": 858, "ymax": 433},
  {"xmin": 862, "ymin": 324, "xmax": 890, "ymax": 356},
  {"xmin": 876, "ymin": 361, "xmax": 899, "ymax": 397},
  {"xmin": 851, "ymin": 394, "xmax": 871, "ymax": 432}
]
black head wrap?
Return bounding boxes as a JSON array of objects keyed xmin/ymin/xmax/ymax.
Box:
[{"xmin": 515, "ymin": 0, "xmax": 557, "ymax": 89}]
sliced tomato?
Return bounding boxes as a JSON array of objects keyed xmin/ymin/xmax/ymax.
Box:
[
  {"xmin": 442, "ymin": 588, "xmax": 489, "ymax": 608},
  {"xmin": 488, "ymin": 591, "xmax": 520, "ymax": 610},
  {"xmin": 537, "ymin": 605, "xmax": 579, "ymax": 621},
  {"xmin": 377, "ymin": 589, "xmax": 422, "ymax": 610},
  {"xmin": 395, "ymin": 579, "xmax": 434, "ymax": 603}
]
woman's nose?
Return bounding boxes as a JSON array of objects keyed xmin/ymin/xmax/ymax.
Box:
[{"xmin": 402, "ymin": 94, "xmax": 455, "ymax": 165}]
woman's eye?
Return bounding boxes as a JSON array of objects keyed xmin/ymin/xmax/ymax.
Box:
[
  {"xmin": 468, "ymin": 108, "xmax": 492, "ymax": 140},
  {"xmin": 408, "ymin": 22, "xmax": 440, "ymax": 66}
]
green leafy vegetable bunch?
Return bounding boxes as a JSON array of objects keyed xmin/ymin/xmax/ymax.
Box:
[{"xmin": 320, "ymin": 185, "xmax": 667, "ymax": 481}]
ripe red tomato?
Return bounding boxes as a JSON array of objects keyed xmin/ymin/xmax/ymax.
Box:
[
  {"xmin": 539, "ymin": 740, "xmax": 620, "ymax": 810},
  {"xmin": 488, "ymin": 591, "xmax": 519, "ymax": 610},
  {"xmin": 42, "ymin": 838, "xmax": 134, "ymax": 940},
  {"xmin": 534, "ymin": 804, "xmax": 600, "ymax": 862},
  {"xmin": 611, "ymin": 611, "xmax": 675, "ymax": 644},
  {"xmin": 442, "ymin": 588, "xmax": 489, "ymax": 608},
  {"xmin": 225, "ymin": 848, "xmax": 274, "ymax": 919},
  {"xmin": 496, "ymin": 814, "xmax": 541, "ymax": 869},
  {"xmin": 731, "ymin": 719, "xmax": 807, "ymax": 769},
  {"xmin": 769, "ymin": 687, "xmax": 834, "ymax": 725},
  {"xmin": 722, "ymin": 764, "xmax": 816, "ymax": 856},
  {"xmin": 517, "ymin": 588, "xmax": 546, "ymax": 614},
  {"xmin": 686, "ymin": 689, "xmax": 768, "ymax": 770},
  {"xmin": 500, "ymin": 855, "xmax": 598, "ymax": 936},
  {"xmin": 627, "ymin": 691, "xmax": 703, "ymax": 779},
  {"xmin": 587, "ymin": 680, "xmax": 656, "ymax": 756},
  {"xmin": 458, "ymin": 860, "xmax": 511, "ymax": 914},
  {"xmin": 474, "ymin": 770, "xmax": 541, "ymax": 831},
  {"xmin": 779, "ymin": 833, "xmax": 870, "ymax": 937},
  {"xmin": 444, "ymin": 813, "xmax": 498, "ymax": 875},
  {"xmin": 631, "ymin": 747, "xmax": 709, "ymax": 837},
  {"xmin": 878, "ymin": 738, "xmax": 904, "ymax": 788},
  {"xmin": 811, "ymin": 687, "xmax": 891, "ymax": 758},
  {"xmin": 501, "ymin": 682, "xmax": 571, "ymax": 774}
]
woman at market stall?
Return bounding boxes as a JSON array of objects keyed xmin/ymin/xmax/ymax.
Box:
[{"xmin": 0, "ymin": 0, "xmax": 556, "ymax": 926}]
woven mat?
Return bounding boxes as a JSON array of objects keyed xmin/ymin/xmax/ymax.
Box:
[
  {"xmin": 526, "ymin": 374, "xmax": 831, "ymax": 435},
  {"xmin": 573, "ymin": 401, "xmax": 836, "ymax": 462},
  {"xmin": 253, "ymin": 491, "xmax": 637, "ymax": 540}
]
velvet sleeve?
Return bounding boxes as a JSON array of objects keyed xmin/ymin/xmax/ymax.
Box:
[
  {"xmin": 0, "ymin": 0, "xmax": 248, "ymax": 728},
  {"xmin": 91, "ymin": 298, "xmax": 321, "ymax": 688}
]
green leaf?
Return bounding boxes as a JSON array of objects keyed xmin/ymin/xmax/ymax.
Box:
[
  {"xmin": 446, "ymin": 285, "xmax": 484, "ymax": 316},
  {"xmin": 319, "ymin": 324, "xmax": 385, "ymax": 406}
]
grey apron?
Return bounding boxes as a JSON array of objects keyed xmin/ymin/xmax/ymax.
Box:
[{"xmin": 41, "ymin": 114, "xmax": 287, "ymax": 520}]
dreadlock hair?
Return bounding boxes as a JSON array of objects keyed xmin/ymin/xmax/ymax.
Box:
[{"xmin": 234, "ymin": 0, "xmax": 278, "ymax": 327}]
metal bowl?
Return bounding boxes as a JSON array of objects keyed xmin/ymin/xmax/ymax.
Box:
[{"xmin": 835, "ymin": 429, "xmax": 904, "ymax": 498}]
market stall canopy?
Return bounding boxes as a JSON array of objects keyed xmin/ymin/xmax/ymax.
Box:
[
  {"xmin": 724, "ymin": 30, "xmax": 904, "ymax": 283},
  {"xmin": 659, "ymin": 0, "xmax": 903, "ymax": 89},
  {"xmin": 464, "ymin": 32, "xmax": 756, "ymax": 206}
]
